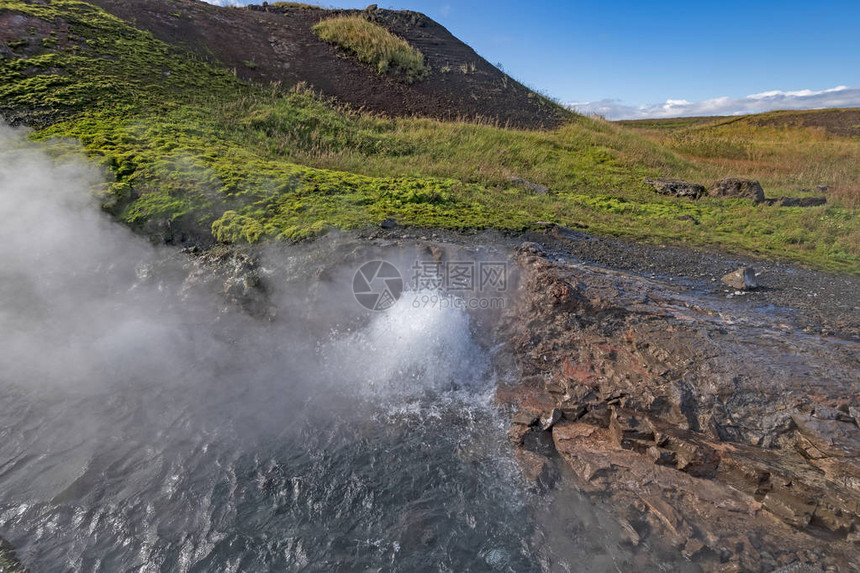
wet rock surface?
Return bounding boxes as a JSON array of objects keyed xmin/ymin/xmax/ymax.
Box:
[{"xmin": 497, "ymin": 241, "xmax": 860, "ymax": 571}]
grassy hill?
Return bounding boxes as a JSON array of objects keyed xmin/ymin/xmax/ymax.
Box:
[{"xmin": 0, "ymin": 0, "xmax": 857, "ymax": 272}]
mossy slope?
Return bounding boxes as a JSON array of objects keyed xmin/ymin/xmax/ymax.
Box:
[{"xmin": 0, "ymin": 0, "xmax": 857, "ymax": 272}]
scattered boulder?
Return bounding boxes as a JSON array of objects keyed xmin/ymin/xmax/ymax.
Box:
[
  {"xmin": 721, "ymin": 266, "xmax": 758, "ymax": 290},
  {"xmin": 644, "ymin": 177, "xmax": 706, "ymax": 199},
  {"xmin": 676, "ymin": 214, "xmax": 698, "ymax": 224},
  {"xmin": 818, "ymin": 185, "xmax": 829, "ymax": 193},
  {"xmin": 509, "ymin": 177, "xmax": 549, "ymax": 195},
  {"xmin": 380, "ymin": 217, "xmax": 398, "ymax": 229},
  {"xmin": 709, "ymin": 178, "xmax": 765, "ymax": 203},
  {"xmin": 365, "ymin": 4, "xmax": 378, "ymax": 10}
]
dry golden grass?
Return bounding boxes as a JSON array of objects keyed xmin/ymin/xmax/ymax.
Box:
[{"xmin": 625, "ymin": 119, "xmax": 860, "ymax": 209}]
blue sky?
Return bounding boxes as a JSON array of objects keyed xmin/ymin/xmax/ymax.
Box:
[{"xmin": 206, "ymin": 0, "xmax": 860, "ymax": 118}]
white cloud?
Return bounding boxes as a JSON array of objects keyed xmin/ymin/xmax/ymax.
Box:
[{"xmin": 569, "ymin": 85, "xmax": 860, "ymax": 120}]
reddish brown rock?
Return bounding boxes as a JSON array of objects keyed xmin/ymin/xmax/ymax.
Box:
[{"xmin": 497, "ymin": 242, "xmax": 860, "ymax": 569}]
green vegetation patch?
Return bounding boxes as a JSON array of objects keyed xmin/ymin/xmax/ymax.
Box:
[
  {"xmin": 312, "ymin": 15, "xmax": 429, "ymax": 82},
  {"xmin": 1, "ymin": 1, "xmax": 857, "ymax": 272},
  {"xmin": 0, "ymin": 537, "xmax": 28, "ymax": 573}
]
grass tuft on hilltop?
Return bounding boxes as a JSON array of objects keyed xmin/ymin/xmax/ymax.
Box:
[
  {"xmin": 312, "ymin": 15, "xmax": 429, "ymax": 82},
  {"xmin": 0, "ymin": 0, "xmax": 858, "ymax": 272}
]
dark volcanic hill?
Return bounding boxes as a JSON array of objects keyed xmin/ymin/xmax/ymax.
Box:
[{"xmin": 87, "ymin": 0, "xmax": 571, "ymax": 129}]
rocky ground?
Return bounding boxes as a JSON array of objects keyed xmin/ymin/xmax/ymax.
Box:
[
  {"xmin": 294, "ymin": 224, "xmax": 859, "ymax": 569},
  {"xmin": 4, "ymin": 223, "xmax": 855, "ymax": 571},
  {"xmin": 493, "ymin": 233, "xmax": 860, "ymax": 571}
]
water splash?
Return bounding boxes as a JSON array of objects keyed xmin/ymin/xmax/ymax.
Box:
[{"xmin": 321, "ymin": 292, "xmax": 491, "ymax": 400}]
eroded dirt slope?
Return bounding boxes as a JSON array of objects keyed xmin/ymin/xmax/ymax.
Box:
[{"xmin": 87, "ymin": 0, "xmax": 570, "ymax": 129}]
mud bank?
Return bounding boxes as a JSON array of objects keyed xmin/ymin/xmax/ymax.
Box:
[{"xmin": 497, "ymin": 240, "xmax": 860, "ymax": 571}]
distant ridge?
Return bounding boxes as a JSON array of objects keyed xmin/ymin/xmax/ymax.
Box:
[{"xmin": 617, "ymin": 107, "xmax": 860, "ymax": 138}]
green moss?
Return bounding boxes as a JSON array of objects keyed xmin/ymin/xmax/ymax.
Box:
[{"xmin": 212, "ymin": 211, "xmax": 267, "ymax": 243}]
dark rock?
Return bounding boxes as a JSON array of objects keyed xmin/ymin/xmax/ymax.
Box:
[
  {"xmin": 762, "ymin": 490, "xmax": 816, "ymax": 528},
  {"xmin": 609, "ymin": 408, "xmax": 654, "ymax": 446},
  {"xmin": 380, "ymin": 218, "xmax": 398, "ymax": 229},
  {"xmin": 682, "ymin": 538, "xmax": 706, "ymax": 559},
  {"xmin": 544, "ymin": 379, "xmax": 566, "ymax": 394},
  {"xmin": 365, "ymin": 3, "xmax": 378, "ymax": 10},
  {"xmin": 850, "ymin": 406, "xmax": 860, "ymax": 427},
  {"xmin": 638, "ymin": 490, "xmax": 694, "ymax": 541},
  {"xmin": 647, "ymin": 446, "xmax": 677, "ymax": 466},
  {"xmin": 811, "ymin": 502, "xmax": 857, "ymax": 533},
  {"xmin": 515, "ymin": 449, "xmax": 559, "ymax": 491},
  {"xmin": 792, "ymin": 414, "xmax": 860, "ymax": 458},
  {"xmin": 721, "ymin": 266, "xmax": 758, "ymax": 290},
  {"xmin": 560, "ymin": 404, "xmax": 587, "ymax": 421},
  {"xmin": 512, "ymin": 411, "xmax": 540, "ymax": 426},
  {"xmin": 509, "ymin": 177, "xmax": 549, "ymax": 195},
  {"xmin": 817, "ymin": 185, "xmax": 829, "ymax": 193},
  {"xmin": 709, "ymin": 178, "xmax": 765, "ymax": 203},
  {"xmin": 811, "ymin": 404, "xmax": 854, "ymax": 423},
  {"xmin": 580, "ymin": 403, "xmax": 611, "ymax": 428},
  {"xmin": 507, "ymin": 424, "xmax": 531, "ymax": 446},
  {"xmin": 644, "ymin": 177, "xmax": 706, "ymax": 199},
  {"xmin": 675, "ymin": 214, "xmax": 699, "ymax": 224},
  {"xmin": 541, "ymin": 408, "xmax": 563, "ymax": 431},
  {"xmin": 662, "ymin": 432, "xmax": 720, "ymax": 478}
]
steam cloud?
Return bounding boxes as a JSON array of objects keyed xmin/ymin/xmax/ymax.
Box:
[{"xmin": 0, "ymin": 124, "xmax": 491, "ymax": 501}]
